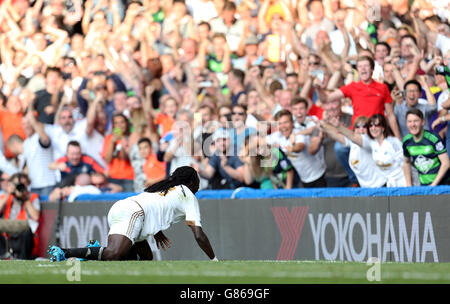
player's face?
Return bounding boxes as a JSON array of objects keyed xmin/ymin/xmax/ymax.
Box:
[{"xmin": 406, "ymin": 114, "xmax": 424, "ymax": 136}]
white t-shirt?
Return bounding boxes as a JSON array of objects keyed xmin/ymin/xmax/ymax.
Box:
[
  {"xmin": 435, "ymin": 34, "xmax": 450, "ymax": 56},
  {"xmin": 186, "ymin": 0, "xmax": 218, "ymax": 24},
  {"xmin": 294, "ymin": 119, "xmax": 327, "ymax": 183},
  {"xmin": 437, "ymin": 89, "xmax": 449, "ymax": 113},
  {"xmin": 74, "ymin": 119, "xmax": 106, "ymax": 168},
  {"xmin": 23, "ymin": 133, "xmax": 57, "ymax": 188},
  {"xmin": 361, "ymin": 135, "xmax": 406, "ymax": 187},
  {"xmin": 266, "ymin": 125, "xmax": 326, "ymax": 183},
  {"xmin": 167, "ymin": 139, "xmax": 195, "ymax": 175},
  {"xmin": 67, "ymin": 185, "xmax": 101, "ymax": 202},
  {"xmin": 44, "ymin": 121, "xmax": 87, "ymax": 160},
  {"xmin": 329, "ymin": 29, "xmax": 357, "ymax": 58},
  {"xmin": 344, "ymin": 137, "xmax": 387, "ymax": 187},
  {"xmin": 128, "ymin": 185, "xmax": 202, "ymax": 241}
]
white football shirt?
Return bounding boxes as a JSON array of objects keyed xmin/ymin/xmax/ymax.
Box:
[{"xmin": 127, "ymin": 185, "xmax": 202, "ymax": 241}]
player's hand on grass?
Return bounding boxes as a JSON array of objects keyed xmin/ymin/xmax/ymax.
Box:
[{"xmin": 154, "ymin": 231, "xmax": 171, "ymax": 251}]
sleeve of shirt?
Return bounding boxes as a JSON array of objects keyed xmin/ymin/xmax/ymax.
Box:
[
  {"xmin": 295, "ymin": 133, "xmax": 306, "ymax": 143},
  {"xmin": 0, "ymin": 151, "xmax": 18, "ymax": 176},
  {"xmin": 76, "ymin": 78, "xmax": 89, "ymax": 116},
  {"xmin": 230, "ymin": 155, "xmax": 243, "ymax": 169},
  {"xmin": 31, "ymin": 196, "xmax": 41, "ymax": 212},
  {"xmin": 266, "ymin": 134, "xmax": 273, "ymax": 146},
  {"xmin": 273, "ymin": 148, "xmax": 293, "ymax": 174},
  {"xmin": 339, "ymin": 83, "xmax": 353, "ymax": 98},
  {"xmin": 101, "ymin": 134, "xmax": 111, "ymax": 159},
  {"xmin": 109, "ymin": 74, "xmax": 127, "ymax": 92},
  {"xmin": 208, "ymin": 154, "xmax": 219, "ymax": 170},
  {"xmin": 434, "ymin": 135, "xmax": 447, "ymax": 155},
  {"xmin": 437, "ymin": 91, "xmax": 449, "ymax": 112},
  {"xmin": 184, "ymin": 191, "xmax": 202, "ymax": 227},
  {"xmin": 391, "ymin": 137, "xmax": 404, "ymax": 165},
  {"xmin": 343, "ymin": 136, "xmax": 351, "ymax": 148},
  {"xmin": 402, "ymin": 140, "xmax": 410, "ymax": 158},
  {"xmin": 44, "ymin": 124, "xmax": 54, "ymax": 138},
  {"xmin": 383, "ymin": 83, "xmax": 393, "ymax": 104},
  {"xmin": 361, "ymin": 134, "xmax": 371, "ymax": 149},
  {"xmin": 436, "ymin": 34, "xmax": 450, "ymax": 55}
]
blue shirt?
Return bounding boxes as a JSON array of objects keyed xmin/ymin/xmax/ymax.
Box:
[{"xmin": 208, "ymin": 153, "xmax": 244, "ymax": 189}]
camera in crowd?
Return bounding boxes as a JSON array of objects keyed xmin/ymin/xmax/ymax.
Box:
[
  {"xmin": 15, "ymin": 183, "xmax": 27, "ymax": 194},
  {"xmin": 8, "ymin": 173, "xmax": 30, "ymax": 201}
]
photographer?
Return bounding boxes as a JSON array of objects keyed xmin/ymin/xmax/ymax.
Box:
[{"xmin": 0, "ymin": 173, "xmax": 40, "ymax": 260}]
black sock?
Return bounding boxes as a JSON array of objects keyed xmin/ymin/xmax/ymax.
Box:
[{"xmin": 64, "ymin": 247, "xmax": 103, "ymax": 260}]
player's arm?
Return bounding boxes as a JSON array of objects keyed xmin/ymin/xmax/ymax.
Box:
[
  {"xmin": 190, "ymin": 225, "xmax": 217, "ymax": 260},
  {"xmin": 430, "ymin": 153, "xmax": 450, "ymax": 186},
  {"xmin": 154, "ymin": 231, "xmax": 171, "ymax": 251}
]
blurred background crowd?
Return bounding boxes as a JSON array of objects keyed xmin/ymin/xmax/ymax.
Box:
[
  {"xmin": 0, "ymin": 0, "xmax": 447, "ymax": 201},
  {"xmin": 0, "ymin": 0, "xmax": 449, "ymax": 259}
]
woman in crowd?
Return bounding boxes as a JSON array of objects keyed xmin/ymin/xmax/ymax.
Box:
[
  {"xmin": 320, "ymin": 115, "xmax": 388, "ymax": 188},
  {"xmin": 101, "ymin": 113, "xmax": 134, "ymax": 192},
  {"xmin": 335, "ymin": 114, "xmax": 406, "ymax": 187}
]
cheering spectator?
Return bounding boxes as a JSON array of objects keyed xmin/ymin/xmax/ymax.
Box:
[
  {"xmin": 101, "ymin": 113, "xmax": 134, "ymax": 192},
  {"xmin": 337, "ymin": 114, "xmax": 407, "ymax": 187},
  {"xmin": 132, "ymin": 137, "xmax": 166, "ymax": 192},
  {"xmin": 193, "ymin": 128, "xmax": 245, "ymax": 189},
  {"xmin": 403, "ymin": 108, "xmax": 450, "ymax": 186},
  {"xmin": 7, "ymin": 108, "xmax": 57, "ymax": 196},
  {"xmin": 48, "ymin": 140, "xmax": 105, "ymax": 184}
]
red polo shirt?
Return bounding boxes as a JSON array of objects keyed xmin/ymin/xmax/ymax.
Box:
[{"xmin": 340, "ymin": 80, "xmax": 392, "ymax": 127}]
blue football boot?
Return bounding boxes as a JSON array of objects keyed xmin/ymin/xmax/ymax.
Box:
[
  {"xmin": 48, "ymin": 245, "xmax": 66, "ymax": 262},
  {"xmin": 87, "ymin": 240, "xmax": 100, "ymax": 248},
  {"xmin": 77, "ymin": 240, "xmax": 101, "ymax": 261}
]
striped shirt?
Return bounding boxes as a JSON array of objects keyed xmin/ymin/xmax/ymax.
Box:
[{"xmin": 22, "ymin": 133, "xmax": 57, "ymax": 188}]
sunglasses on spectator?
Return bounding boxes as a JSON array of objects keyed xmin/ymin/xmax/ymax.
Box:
[
  {"xmin": 309, "ymin": 62, "xmax": 320, "ymax": 65},
  {"xmin": 232, "ymin": 111, "xmax": 245, "ymax": 116},
  {"xmin": 94, "ymin": 85, "xmax": 107, "ymax": 91},
  {"xmin": 92, "ymin": 182, "xmax": 105, "ymax": 187},
  {"xmin": 354, "ymin": 123, "xmax": 368, "ymax": 128},
  {"xmin": 369, "ymin": 122, "xmax": 382, "ymax": 127}
]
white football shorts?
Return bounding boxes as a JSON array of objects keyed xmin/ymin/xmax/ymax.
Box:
[{"xmin": 107, "ymin": 199, "xmax": 145, "ymax": 244}]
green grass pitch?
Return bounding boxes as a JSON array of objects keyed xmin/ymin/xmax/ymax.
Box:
[{"xmin": 2, "ymin": 260, "xmax": 450, "ymax": 284}]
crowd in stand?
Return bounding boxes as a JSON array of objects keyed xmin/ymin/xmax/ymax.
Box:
[
  {"xmin": 0, "ymin": 0, "xmax": 449, "ymax": 260},
  {"xmin": 0, "ymin": 0, "xmax": 447, "ymax": 206}
]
